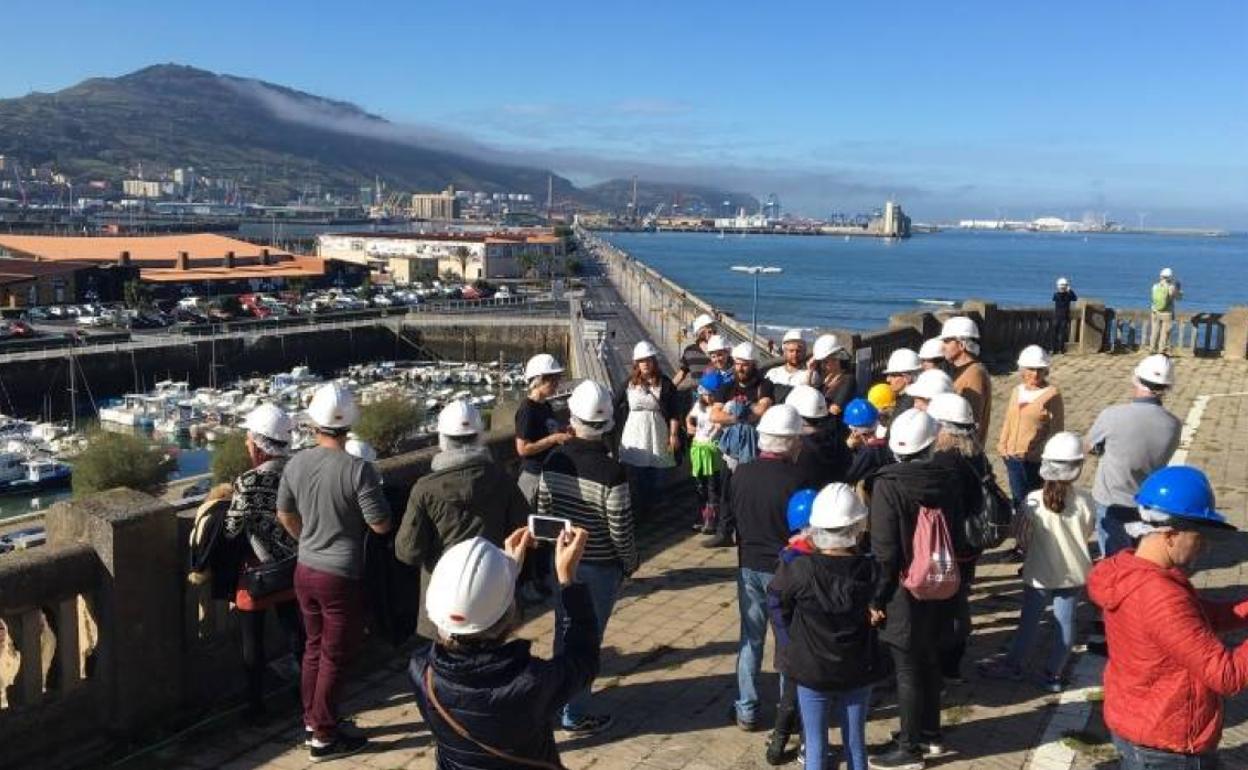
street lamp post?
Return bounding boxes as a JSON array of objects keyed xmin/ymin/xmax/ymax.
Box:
[{"xmin": 730, "ymin": 265, "xmax": 783, "ymax": 342}]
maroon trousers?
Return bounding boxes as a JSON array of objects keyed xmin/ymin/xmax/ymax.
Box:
[{"xmin": 294, "ymin": 563, "xmax": 363, "ymax": 736}]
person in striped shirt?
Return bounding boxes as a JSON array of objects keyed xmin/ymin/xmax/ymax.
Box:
[{"xmin": 538, "ymin": 379, "xmax": 637, "ymax": 736}]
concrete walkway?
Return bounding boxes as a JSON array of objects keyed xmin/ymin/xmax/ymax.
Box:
[{"xmin": 125, "ymin": 351, "xmax": 1248, "ymax": 770}]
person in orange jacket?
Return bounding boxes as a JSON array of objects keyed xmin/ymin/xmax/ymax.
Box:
[{"xmin": 1088, "ymin": 465, "xmax": 1247, "ymax": 769}]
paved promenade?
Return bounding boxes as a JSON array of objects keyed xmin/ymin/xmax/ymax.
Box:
[{"xmin": 128, "ymin": 350, "xmax": 1248, "ymax": 770}]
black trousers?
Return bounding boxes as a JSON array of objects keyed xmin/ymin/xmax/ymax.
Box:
[
  {"xmin": 889, "ymin": 642, "xmax": 943, "ymax": 751},
  {"xmin": 773, "ymin": 672, "xmax": 800, "ymax": 737},
  {"xmin": 940, "ymin": 560, "xmax": 978, "ymax": 677},
  {"xmin": 240, "ymin": 600, "xmax": 306, "ymax": 708},
  {"xmin": 715, "ymin": 466, "xmax": 736, "ymax": 539},
  {"xmin": 1054, "ymin": 316, "xmax": 1071, "ymax": 352}
]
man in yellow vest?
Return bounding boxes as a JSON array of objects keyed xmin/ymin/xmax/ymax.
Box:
[{"xmin": 1149, "ymin": 268, "xmax": 1181, "ymax": 354}]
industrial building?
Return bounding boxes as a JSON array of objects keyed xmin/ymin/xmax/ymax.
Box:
[
  {"xmin": 410, "ymin": 186, "xmax": 461, "ymax": 221},
  {"xmin": 316, "ymin": 231, "xmax": 566, "ymax": 282}
]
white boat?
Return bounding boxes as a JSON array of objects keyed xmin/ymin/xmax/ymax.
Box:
[
  {"xmin": 99, "ymin": 395, "xmax": 159, "ymax": 428},
  {"xmin": 0, "ymin": 452, "xmax": 72, "ymax": 495}
]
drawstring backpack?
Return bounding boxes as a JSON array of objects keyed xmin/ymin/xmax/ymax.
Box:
[{"xmin": 902, "ymin": 506, "xmax": 961, "ymax": 600}]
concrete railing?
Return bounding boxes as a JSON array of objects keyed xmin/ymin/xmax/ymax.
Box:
[
  {"xmin": 0, "ymin": 435, "xmax": 521, "ymax": 770},
  {"xmin": 568, "ymin": 298, "xmax": 616, "ymax": 392}
]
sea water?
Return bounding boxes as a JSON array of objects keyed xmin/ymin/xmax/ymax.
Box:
[{"xmin": 604, "ymin": 230, "xmax": 1248, "ymax": 333}]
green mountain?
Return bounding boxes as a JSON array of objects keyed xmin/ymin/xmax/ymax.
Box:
[{"xmin": 0, "ymin": 64, "xmax": 755, "ymax": 212}]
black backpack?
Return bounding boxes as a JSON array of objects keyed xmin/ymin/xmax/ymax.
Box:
[{"xmin": 959, "ymin": 456, "xmax": 1014, "ymax": 551}]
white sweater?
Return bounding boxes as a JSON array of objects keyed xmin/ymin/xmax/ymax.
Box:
[{"xmin": 1021, "ymin": 487, "xmax": 1097, "ymax": 590}]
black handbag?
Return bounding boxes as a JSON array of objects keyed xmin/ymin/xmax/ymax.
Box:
[
  {"xmin": 240, "ymin": 555, "xmax": 296, "ymax": 598},
  {"xmin": 960, "ymin": 457, "xmax": 1014, "ymax": 551}
]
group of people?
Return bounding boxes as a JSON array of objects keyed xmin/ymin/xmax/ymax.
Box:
[{"xmin": 195, "ymin": 275, "xmax": 1246, "ymax": 770}]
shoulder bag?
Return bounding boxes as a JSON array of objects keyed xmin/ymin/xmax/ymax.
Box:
[{"xmin": 423, "ymin": 665, "xmax": 565, "ymax": 770}]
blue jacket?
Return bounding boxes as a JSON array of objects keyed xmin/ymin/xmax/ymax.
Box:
[{"xmin": 411, "ymin": 583, "xmax": 599, "ymax": 769}]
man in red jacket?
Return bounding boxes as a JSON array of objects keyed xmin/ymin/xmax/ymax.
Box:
[{"xmin": 1088, "ymin": 465, "xmax": 1246, "ymax": 769}]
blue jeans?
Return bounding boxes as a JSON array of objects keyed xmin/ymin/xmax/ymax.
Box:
[
  {"xmin": 735, "ymin": 567, "xmax": 774, "ymax": 723},
  {"xmin": 554, "ymin": 561, "xmax": 622, "ymax": 725},
  {"xmin": 798, "ymin": 684, "xmax": 873, "ymax": 770},
  {"xmin": 1112, "ymin": 735, "xmax": 1220, "ymax": 769},
  {"xmin": 1003, "ymin": 457, "xmax": 1042, "ymax": 511},
  {"xmin": 1096, "ymin": 503, "xmax": 1135, "ymax": 558},
  {"xmin": 1006, "ymin": 585, "xmax": 1079, "ymax": 676}
]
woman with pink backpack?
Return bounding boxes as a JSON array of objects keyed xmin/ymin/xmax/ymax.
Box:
[{"xmin": 867, "ymin": 409, "xmax": 970, "ymax": 770}]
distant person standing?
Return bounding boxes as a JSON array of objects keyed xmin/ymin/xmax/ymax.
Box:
[
  {"xmin": 673, "ymin": 313, "xmax": 718, "ymax": 388},
  {"xmin": 1085, "ymin": 355, "xmax": 1180, "ymax": 558},
  {"xmin": 808, "ymin": 334, "xmax": 857, "ymax": 417},
  {"xmin": 766, "ymin": 329, "xmax": 810, "ymax": 403},
  {"xmin": 514, "ymin": 354, "xmax": 570, "ymax": 507},
  {"xmin": 940, "ymin": 317, "xmax": 992, "ymax": 445},
  {"xmin": 884, "ymin": 349, "xmax": 923, "ymax": 413},
  {"xmin": 277, "ymin": 384, "xmax": 392, "ymax": 762},
  {"xmin": 1149, "ymin": 268, "xmax": 1182, "ymax": 354},
  {"xmin": 997, "ymin": 345, "xmax": 1064, "ymax": 515},
  {"xmin": 1052, "ymin": 278, "xmax": 1077, "ymax": 353},
  {"xmin": 616, "ymin": 341, "xmax": 680, "ymax": 515}
]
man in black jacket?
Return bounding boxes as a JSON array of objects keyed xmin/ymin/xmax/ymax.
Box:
[
  {"xmin": 412, "ymin": 527, "xmax": 595, "ymax": 770},
  {"xmin": 867, "ymin": 409, "xmax": 964, "ymax": 770},
  {"xmin": 730, "ymin": 404, "xmax": 807, "ymax": 731}
]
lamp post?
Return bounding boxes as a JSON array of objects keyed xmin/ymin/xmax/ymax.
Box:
[{"xmin": 730, "ymin": 265, "xmax": 783, "ymax": 342}]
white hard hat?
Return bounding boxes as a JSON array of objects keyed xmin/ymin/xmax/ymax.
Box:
[
  {"xmin": 691, "ymin": 313, "xmax": 716, "ymax": 334},
  {"xmin": 784, "ymin": 384, "xmax": 828, "ymax": 420},
  {"xmin": 781, "ymin": 329, "xmax": 806, "ymax": 345},
  {"xmin": 306, "ymin": 383, "xmax": 359, "ymax": 430},
  {"xmin": 568, "ymin": 380, "xmax": 613, "ymax": 423},
  {"xmin": 884, "ymin": 348, "xmax": 922, "ymax": 375},
  {"xmin": 812, "ymin": 334, "xmax": 845, "ymax": 361},
  {"xmin": 705, "ymin": 334, "xmax": 730, "ymax": 353},
  {"xmin": 1056, "ymin": 277, "xmax": 1070, "ymax": 288},
  {"xmin": 904, "ymin": 369, "xmax": 954, "ymax": 399},
  {"xmin": 731, "ymin": 342, "xmax": 757, "ymax": 362},
  {"xmin": 524, "ymin": 353, "xmax": 564, "ymax": 382},
  {"xmin": 344, "ymin": 438, "xmax": 378, "ymax": 462},
  {"xmin": 1134, "ymin": 354, "xmax": 1175, "ymax": 388},
  {"xmin": 809, "ymin": 482, "xmax": 868, "ymax": 530},
  {"xmin": 437, "ymin": 399, "xmax": 484, "ymax": 437},
  {"xmin": 1017, "ymin": 344, "xmax": 1051, "ymax": 370},
  {"xmin": 1041, "ymin": 431, "xmax": 1084, "ymax": 462},
  {"xmin": 633, "ymin": 340, "xmax": 660, "ymax": 361},
  {"xmin": 757, "ymin": 404, "xmax": 803, "ymax": 437},
  {"xmin": 1160, "ymin": 267, "xmax": 1174, "ymax": 279},
  {"xmin": 927, "ymin": 392, "xmax": 975, "ymax": 427},
  {"xmin": 940, "ymin": 316, "xmax": 979, "ymax": 340},
  {"xmin": 243, "ymin": 403, "xmax": 292, "ymax": 444},
  {"xmin": 888, "ymin": 408, "xmax": 939, "ymax": 456},
  {"xmin": 425, "ymin": 537, "xmax": 519, "ymax": 637},
  {"xmin": 918, "ymin": 337, "xmax": 944, "ymax": 361}
]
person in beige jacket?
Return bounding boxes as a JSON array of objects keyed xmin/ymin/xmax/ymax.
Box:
[
  {"xmin": 940, "ymin": 316, "xmax": 993, "ymax": 444},
  {"xmin": 997, "ymin": 345, "xmax": 1064, "ymax": 512}
]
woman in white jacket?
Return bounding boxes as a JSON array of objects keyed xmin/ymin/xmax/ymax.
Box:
[{"xmin": 979, "ymin": 431, "xmax": 1095, "ymax": 693}]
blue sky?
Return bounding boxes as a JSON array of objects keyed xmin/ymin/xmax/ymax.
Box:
[{"xmin": 3, "ymin": 1, "xmax": 1246, "ymax": 226}]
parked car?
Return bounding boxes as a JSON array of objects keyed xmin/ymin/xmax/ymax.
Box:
[
  {"xmin": 25, "ymin": 307, "xmax": 49, "ymax": 321},
  {"xmin": 175, "ymin": 308, "xmax": 209, "ymax": 324},
  {"xmin": 7, "ymin": 320, "xmax": 36, "ymax": 338}
]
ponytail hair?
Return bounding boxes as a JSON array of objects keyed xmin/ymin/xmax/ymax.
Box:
[{"xmin": 1042, "ymin": 479, "xmax": 1070, "ymax": 514}]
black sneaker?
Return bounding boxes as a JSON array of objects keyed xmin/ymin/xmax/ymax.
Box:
[
  {"xmin": 305, "ymin": 719, "xmax": 363, "ymax": 746},
  {"xmin": 561, "ymin": 714, "xmax": 613, "ymax": 736},
  {"xmin": 765, "ymin": 729, "xmax": 790, "ymax": 765},
  {"xmin": 309, "ymin": 733, "xmax": 368, "ymax": 762},
  {"xmin": 868, "ymin": 746, "xmax": 924, "ymax": 770},
  {"xmin": 701, "ymin": 533, "xmax": 734, "ymax": 548}
]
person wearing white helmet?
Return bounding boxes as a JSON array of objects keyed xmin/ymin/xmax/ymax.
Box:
[
  {"xmin": 673, "ymin": 311, "xmax": 720, "ymax": 388},
  {"xmin": 726, "ymin": 404, "xmax": 809, "ymax": 731},
  {"xmin": 903, "ymin": 369, "xmax": 954, "ymax": 411},
  {"xmin": 771, "ymin": 483, "xmax": 886, "ymax": 770},
  {"xmin": 787, "ymin": 384, "xmax": 850, "ymax": 490},
  {"xmin": 884, "ymin": 348, "xmax": 923, "ymax": 412},
  {"xmin": 940, "ymin": 316, "xmax": 992, "ymax": 445},
  {"xmin": 412, "ymin": 527, "xmax": 601, "ymax": 767},
  {"xmin": 997, "ymin": 345, "xmax": 1065, "ymax": 518},
  {"xmin": 277, "ymin": 383, "xmax": 391, "ymax": 760},
  {"xmin": 514, "ymin": 353, "xmax": 570, "ymax": 508},
  {"xmin": 617, "ymin": 341, "xmax": 680, "ymax": 514},
  {"xmin": 867, "ymin": 408, "xmax": 965, "ymax": 769},
  {"xmin": 1052, "ymin": 278, "xmax": 1078, "ymax": 353},
  {"xmin": 538, "ymin": 379, "xmax": 635, "ymax": 735},
  {"xmin": 227, "ymin": 403, "xmax": 304, "ymax": 721},
  {"xmin": 807, "ymin": 334, "xmax": 856, "ymax": 417},
  {"xmin": 1149, "ymin": 267, "xmax": 1182, "ymax": 354},
  {"xmin": 980, "ymin": 432, "xmax": 1095, "ymax": 693},
  {"xmin": 704, "ymin": 333, "xmax": 735, "ymax": 387},
  {"xmin": 766, "ymin": 329, "xmax": 810, "ymax": 402},
  {"xmin": 396, "ymin": 399, "xmax": 530, "ymax": 641},
  {"xmin": 917, "ymin": 338, "xmax": 945, "ymax": 371},
  {"xmin": 1084, "ymin": 354, "xmax": 1180, "ymax": 560}
]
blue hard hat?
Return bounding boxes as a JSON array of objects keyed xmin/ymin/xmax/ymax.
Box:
[
  {"xmin": 843, "ymin": 398, "xmax": 880, "ymax": 429},
  {"xmin": 1134, "ymin": 465, "xmax": 1234, "ymax": 531},
  {"xmin": 786, "ymin": 488, "xmax": 818, "ymax": 533},
  {"xmin": 698, "ymin": 370, "xmax": 723, "ymax": 394}
]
